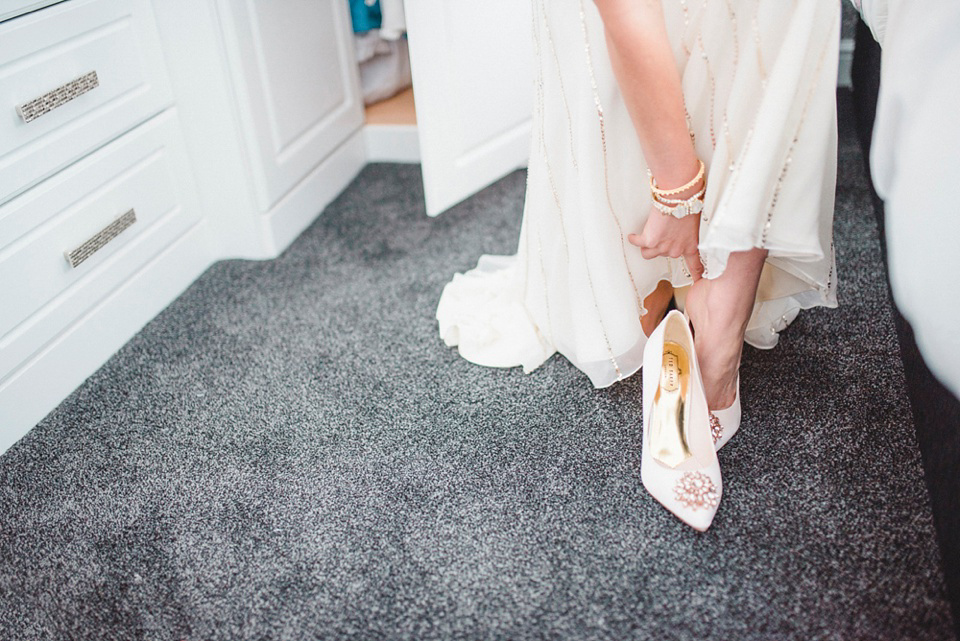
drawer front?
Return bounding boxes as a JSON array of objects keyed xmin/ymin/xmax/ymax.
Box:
[
  {"xmin": 0, "ymin": 109, "xmax": 203, "ymax": 375},
  {"xmin": 0, "ymin": 1, "xmax": 65, "ymax": 22},
  {"xmin": 0, "ymin": 0, "xmax": 173, "ymax": 204}
]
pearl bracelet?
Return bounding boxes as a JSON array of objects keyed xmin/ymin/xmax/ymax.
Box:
[
  {"xmin": 652, "ymin": 193, "xmax": 704, "ymax": 218},
  {"xmin": 651, "ymin": 182, "xmax": 705, "ymax": 218}
]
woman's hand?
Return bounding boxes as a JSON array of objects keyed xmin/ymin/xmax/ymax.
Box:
[
  {"xmin": 595, "ymin": 0, "xmax": 705, "ymax": 282},
  {"xmin": 628, "ymin": 206, "xmax": 704, "ymax": 280}
]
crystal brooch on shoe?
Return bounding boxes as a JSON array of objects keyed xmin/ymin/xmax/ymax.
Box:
[{"xmin": 674, "ymin": 471, "xmax": 720, "ymax": 511}]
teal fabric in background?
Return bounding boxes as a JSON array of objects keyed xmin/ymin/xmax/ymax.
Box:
[{"xmin": 349, "ymin": 0, "xmax": 381, "ymax": 33}]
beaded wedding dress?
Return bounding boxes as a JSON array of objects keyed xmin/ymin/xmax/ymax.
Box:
[{"xmin": 436, "ymin": 0, "xmax": 840, "ymax": 388}]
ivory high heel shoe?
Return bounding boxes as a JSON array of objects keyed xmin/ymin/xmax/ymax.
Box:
[{"xmin": 641, "ymin": 310, "xmax": 722, "ymax": 531}]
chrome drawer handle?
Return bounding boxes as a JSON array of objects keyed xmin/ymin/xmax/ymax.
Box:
[
  {"xmin": 64, "ymin": 209, "xmax": 137, "ymax": 269},
  {"xmin": 16, "ymin": 71, "xmax": 100, "ymax": 124}
]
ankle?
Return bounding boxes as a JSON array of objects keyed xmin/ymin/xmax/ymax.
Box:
[{"xmin": 701, "ymin": 281, "xmax": 754, "ymax": 336}]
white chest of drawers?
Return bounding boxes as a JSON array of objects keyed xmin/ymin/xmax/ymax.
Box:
[
  {"xmin": 0, "ymin": 0, "xmax": 368, "ymax": 454},
  {"xmin": 0, "ymin": 0, "xmax": 212, "ymax": 451}
]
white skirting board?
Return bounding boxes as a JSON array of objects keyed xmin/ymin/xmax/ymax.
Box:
[
  {"xmin": 264, "ymin": 129, "xmax": 367, "ymax": 255},
  {"xmin": 363, "ymin": 124, "xmax": 421, "ymax": 164},
  {"xmin": 0, "ymin": 222, "xmax": 213, "ymax": 455}
]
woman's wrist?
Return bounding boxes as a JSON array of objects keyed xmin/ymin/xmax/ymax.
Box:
[
  {"xmin": 650, "ymin": 157, "xmax": 705, "ymax": 201},
  {"xmin": 655, "ymin": 175, "xmax": 704, "ymax": 202},
  {"xmin": 648, "ymin": 150, "xmax": 703, "ymax": 197},
  {"xmin": 649, "ymin": 155, "xmax": 706, "ymax": 219}
]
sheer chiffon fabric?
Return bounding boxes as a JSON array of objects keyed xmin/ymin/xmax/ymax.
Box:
[{"xmin": 437, "ymin": 0, "xmax": 840, "ymax": 388}]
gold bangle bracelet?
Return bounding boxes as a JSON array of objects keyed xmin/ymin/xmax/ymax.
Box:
[{"xmin": 649, "ymin": 159, "xmax": 705, "ymax": 197}]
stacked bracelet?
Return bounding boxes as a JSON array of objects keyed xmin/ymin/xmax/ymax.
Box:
[
  {"xmin": 651, "ymin": 184, "xmax": 706, "ymax": 217},
  {"xmin": 649, "ymin": 159, "xmax": 706, "ymax": 219}
]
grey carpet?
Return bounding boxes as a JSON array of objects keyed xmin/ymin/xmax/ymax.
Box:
[{"xmin": 0, "ymin": 93, "xmax": 954, "ymax": 641}]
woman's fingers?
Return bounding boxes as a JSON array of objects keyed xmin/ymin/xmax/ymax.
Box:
[
  {"xmin": 684, "ymin": 250, "xmax": 705, "ymax": 280},
  {"xmin": 640, "ymin": 246, "xmax": 659, "ymax": 259},
  {"xmin": 630, "ymin": 228, "xmax": 701, "ymax": 269},
  {"xmin": 640, "ymin": 245, "xmax": 679, "ymax": 260},
  {"xmin": 631, "ymin": 232, "xmax": 661, "ymax": 258}
]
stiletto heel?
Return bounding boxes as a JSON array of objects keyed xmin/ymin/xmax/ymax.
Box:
[
  {"xmin": 672, "ymin": 284, "xmax": 689, "ymax": 314},
  {"xmin": 641, "ymin": 310, "xmax": 722, "ymax": 531}
]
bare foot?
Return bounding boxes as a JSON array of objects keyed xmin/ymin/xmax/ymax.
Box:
[
  {"xmin": 685, "ymin": 278, "xmax": 742, "ymax": 410},
  {"xmin": 684, "ymin": 248, "xmax": 767, "ymax": 410},
  {"xmin": 641, "ymin": 280, "xmax": 674, "ymax": 337}
]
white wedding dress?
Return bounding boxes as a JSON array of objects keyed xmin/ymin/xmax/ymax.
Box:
[{"xmin": 437, "ymin": 0, "xmax": 841, "ymax": 388}]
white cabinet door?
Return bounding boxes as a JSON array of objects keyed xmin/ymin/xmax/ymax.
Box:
[
  {"xmin": 405, "ymin": 0, "xmax": 534, "ymax": 216},
  {"xmin": 216, "ymin": 0, "xmax": 364, "ymax": 210}
]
